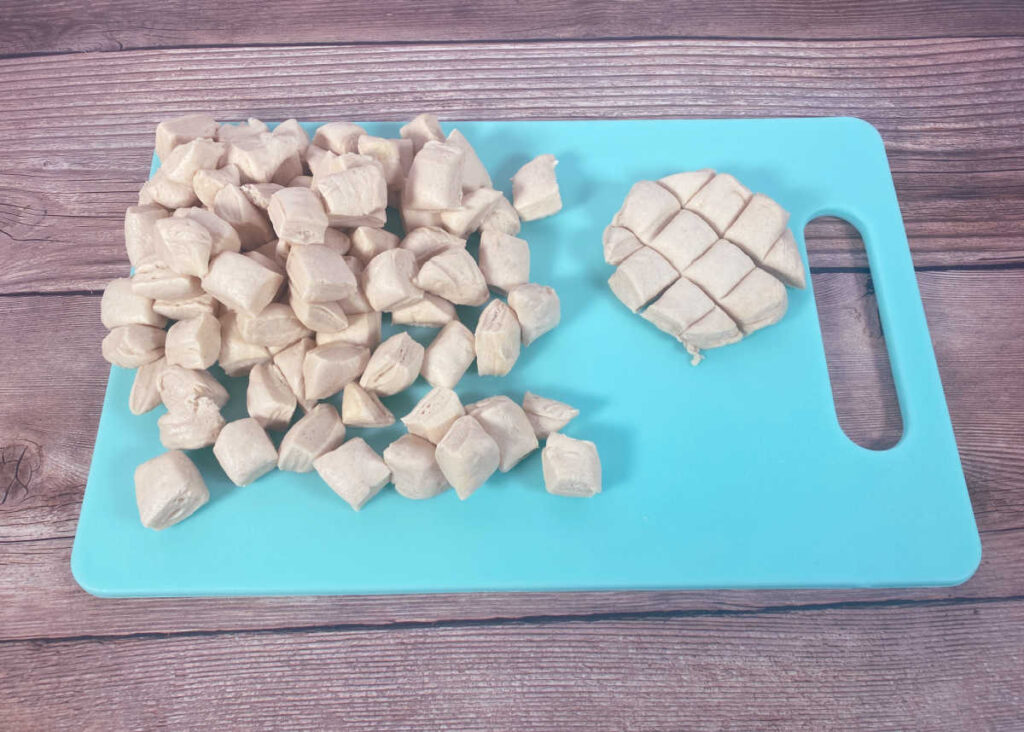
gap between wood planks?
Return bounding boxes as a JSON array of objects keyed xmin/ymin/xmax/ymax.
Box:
[
  {"xmin": 7, "ymin": 33, "xmax": 1024, "ymax": 62},
  {"xmin": 3, "ymin": 590, "xmax": 1024, "ymax": 648}
]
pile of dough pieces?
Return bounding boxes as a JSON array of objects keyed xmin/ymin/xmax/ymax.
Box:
[
  {"xmin": 603, "ymin": 171, "xmax": 806, "ymax": 364},
  {"xmin": 103, "ymin": 113, "xmax": 602, "ymax": 530}
]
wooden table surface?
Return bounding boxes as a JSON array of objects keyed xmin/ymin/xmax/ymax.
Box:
[{"xmin": 2, "ymin": 1, "xmax": 1023, "ymax": 728}]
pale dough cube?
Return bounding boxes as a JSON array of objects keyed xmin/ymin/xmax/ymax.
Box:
[
  {"xmin": 313, "ymin": 122, "xmax": 366, "ymax": 154},
  {"xmin": 338, "ymin": 256, "xmax": 374, "ymax": 314},
  {"xmin": 512, "ymin": 154, "xmax": 562, "ymax": 221},
  {"xmin": 399, "ymin": 113, "xmax": 445, "ymax": 153},
  {"xmin": 324, "ymin": 227, "xmax": 352, "ymax": 256},
  {"xmin": 683, "ymin": 239, "xmax": 754, "ymax": 300},
  {"xmin": 165, "ymin": 312, "xmax": 221, "ymax": 369},
  {"xmin": 507, "ymin": 283, "xmax": 560, "ymax": 346},
  {"xmin": 356, "ymin": 135, "xmax": 407, "ymax": 190},
  {"xmin": 212, "ymin": 184, "xmax": 275, "ymax": 249},
  {"xmin": 400, "ymin": 226, "xmax": 466, "ymax": 263},
  {"xmin": 762, "ymin": 228, "xmax": 807, "ymax": 289},
  {"xmin": 401, "ymin": 386, "xmax": 465, "ymax": 444},
  {"xmin": 155, "ymin": 217, "xmax": 213, "ymax": 277},
  {"xmin": 272, "ymin": 118, "xmax": 310, "ymax": 157},
  {"xmin": 359, "ymin": 332, "xmax": 424, "ymax": 396},
  {"xmin": 124, "ymin": 204, "xmax": 169, "ymax": 267},
  {"xmin": 158, "ymin": 396, "xmax": 224, "ymax": 450},
  {"xmin": 273, "ymin": 337, "xmax": 317, "ymax": 410},
  {"xmin": 131, "ymin": 264, "xmax": 202, "ymax": 302},
  {"xmin": 237, "ymin": 302, "xmax": 311, "ymax": 348},
  {"xmin": 614, "ymin": 180, "xmax": 680, "ymax": 244},
  {"xmin": 480, "ymin": 194, "xmax": 521, "ymax": 236},
  {"xmin": 399, "ymin": 185, "xmax": 445, "ymax": 231},
  {"xmin": 435, "ymin": 416, "xmax": 500, "ymax": 500},
  {"xmin": 724, "ymin": 192, "xmax": 790, "ymax": 262},
  {"xmin": 161, "ymin": 138, "xmax": 227, "ymax": 186},
  {"xmin": 351, "ymin": 226, "xmax": 400, "ymax": 264},
  {"xmin": 278, "ymin": 403, "xmax": 346, "ymax": 473},
  {"xmin": 341, "ymin": 382, "xmax": 395, "ymax": 428},
  {"xmin": 316, "ymin": 311, "xmax": 381, "ymax": 349},
  {"xmin": 247, "ymin": 362, "xmax": 297, "ymax": 431},
  {"xmin": 465, "ymin": 395, "xmax": 538, "ymax": 472},
  {"xmin": 135, "ymin": 450, "xmax": 210, "ymax": 530},
  {"xmin": 474, "ymin": 299, "xmax": 521, "ymax": 376},
  {"xmin": 226, "ymin": 132, "xmax": 294, "ymax": 184},
  {"xmin": 194, "ymin": 166, "xmax": 241, "ymax": 210},
  {"xmin": 657, "ymin": 169, "xmax": 714, "ymax": 206},
  {"xmin": 522, "ymin": 392, "xmax": 579, "ymax": 440},
  {"xmin": 102, "ymin": 325, "xmax": 165, "ymax": 368},
  {"xmin": 245, "ymin": 249, "xmax": 285, "ymax": 278},
  {"xmin": 155, "ymin": 113, "xmax": 219, "ymax": 161},
  {"xmin": 542, "ymin": 432, "xmax": 601, "ymax": 498},
  {"xmin": 303, "ymin": 342, "xmax": 371, "ymax": 400},
  {"xmin": 608, "ymin": 246, "xmax": 679, "ymax": 312},
  {"xmin": 129, "ymin": 357, "xmax": 166, "ymax": 416},
  {"xmin": 286, "ymin": 243, "xmax": 358, "ymax": 303},
  {"xmin": 648, "ymin": 209, "xmax": 718, "ymax": 273},
  {"xmin": 268, "ymin": 187, "xmax": 328, "ymax": 245},
  {"xmin": 174, "ymin": 207, "xmax": 242, "ymax": 256},
  {"xmin": 289, "ymin": 175, "xmax": 314, "ymax": 189},
  {"xmin": 390, "ymin": 294, "xmax": 456, "ymax": 328},
  {"xmin": 719, "ymin": 268, "xmax": 788, "ymax": 334},
  {"xmin": 317, "ymin": 166, "xmax": 387, "ymax": 228},
  {"xmin": 446, "ymin": 128, "xmax": 492, "ymax": 191},
  {"xmin": 414, "ymin": 248, "xmax": 488, "ymax": 306},
  {"xmin": 156, "ymin": 365, "xmax": 229, "ymax": 413},
  {"xmin": 478, "ymin": 230, "xmax": 529, "ymax": 294},
  {"xmin": 440, "ymin": 187, "xmax": 503, "ymax": 238},
  {"xmin": 217, "ymin": 118, "xmax": 268, "ymax": 144},
  {"xmin": 683, "ymin": 307, "xmax": 744, "ymax": 357},
  {"xmin": 602, "ymin": 225, "xmax": 642, "ymax": 266},
  {"xmin": 153, "ymin": 292, "xmax": 219, "ymax": 321},
  {"xmin": 421, "ymin": 321, "xmax": 475, "ymax": 389},
  {"xmin": 218, "ymin": 310, "xmax": 271, "ymax": 377},
  {"xmin": 202, "ymin": 251, "xmax": 284, "ymax": 316},
  {"xmin": 314, "ymin": 438, "xmax": 391, "ymax": 511},
  {"xmin": 242, "ymin": 183, "xmax": 284, "ymax": 210},
  {"xmin": 383, "ymin": 434, "xmax": 449, "ymax": 500},
  {"xmin": 642, "ymin": 277, "xmax": 717, "ymax": 341},
  {"xmin": 405, "ymin": 140, "xmax": 464, "ymax": 211},
  {"xmin": 213, "ymin": 418, "xmax": 278, "ymax": 487},
  {"xmin": 363, "ymin": 249, "xmax": 424, "ymax": 311},
  {"xmin": 138, "ymin": 172, "xmax": 198, "ymax": 210},
  {"xmin": 101, "ymin": 278, "xmax": 166, "ymax": 329},
  {"xmin": 289, "ymin": 290, "xmax": 348, "ymax": 333},
  {"xmin": 686, "ymin": 173, "xmax": 752, "ymax": 235}
]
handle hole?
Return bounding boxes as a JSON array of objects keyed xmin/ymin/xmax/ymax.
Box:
[{"xmin": 806, "ymin": 216, "xmax": 903, "ymax": 450}]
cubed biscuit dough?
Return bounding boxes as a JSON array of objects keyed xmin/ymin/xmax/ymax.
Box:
[
  {"xmin": 289, "ymin": 290, "xmax": 349, "ymax": 333},
  {"xmin": 647, "ymin": 209, "xmax": 718, "ymax": 274},
  {"xmin": 602, "ymin": 225, "xmax": 643, "ymax": 266},
  {"xmin": 313, "ymin": 122, "xmax": 367, "ymax": 154},
  {"xmin": 135, "ymin": 450, "xmax": 210, "ymax": 530},
  {"xmin": 464, "ymin": 395, "xmax": 539, "ymax": 472},
  {"xmin": 218, "ymin": 310, "xmax": 271, "ymax": 377},
  {"xmin": 400, "ymin": 226, "xmax": 466, "ymax": 263},
  {"xmin": 511, "ymin": 154, "xmax": 562, "ymax": 221},
  {"xmin": 102, "ymin": 325, "xmax": 166, "ymax": 368},
  {"xmin": 313, "ymin": 438, "xmax": 391, "ymax": 511},
  {"xmin": 522, "ymin": 392, "xmax": 579, "ymax": 440},
  {"xmin": 101, "ymin": 278, "xmax": 167, "ymax": 329},
  {"xmin": 247, "ymin": 362, "xmax": 297, "ymax": 431},
  {"xmin": 131, "ymin": 264, "xmax": 203, "ymax": 302},
  {"xmin": 212, "ymin": 184, "xmax": 275, "ymax": 249},
  {"xmin": 160, "ymin": 138, "xmax": 227, "ymax": 186},
  {"xmin": 414, "ymin": 248, "xmax": 488, "ymax": 306},
  {"xmin": 542, "ymin": 432, "xmax": 602, "ymax": 498},
  {"xmin": 278, "ymin": 403, "xmax": 346, "ymax": 473},
  {"xmin": 614, "ymin": 180, "xmax": 680, "ymax": 244},
  {"xmin": 286, "ymin": 244, "xmax": 358, "ymax": 303},
  {"xmin": 686, "ymin": 173, "xmax": 752, "ymax": 235},
  {"xmin": 507, "ymin": 284, "xmax": 560, "ymax": 346},
  {"xmin": 474, "ymin": 299, "xmax": 521, "ymax": 377},
  {"xmin": 359, "ymin": 332, "xmax": 424, "ymax": 396},
  {"xmin": 351, "ymin": 227, "xmax": 400, "ymax": 264},
  {"xmin": 273, "ymin": 336, "xmax": 317, "ymax": 411},
  {"xmin": 478, "ymin": 230, "xmax": 530, "ymax": 294},
  {"xmin": 158, "ymin": 396, "xmax": 224, "ymax": 450},
  {"xmin": 401, "ymin": 387, "xmax": 465, "ymax": 444},
  {"xmin": 363, "ymin": 249, "xmax": 423, "ymax": 312},
  {"xmin": 421, "ymin": 321, "xmax": 475, "ymax": 389},
  {"xmin": 446, "ymin": 129, "xmax": 492, "ymax": 192},
  {"xmin": 341, "ymin": 382, "xmax": 395, "ymax": 428},
  {"xmin": 157, "ymin": 365, "xmax": 229, "ymax": 412},
  {"xmin": 608, "ymin": 246, "xmax": 679, "ymax": 313},
  {"xmin": 165, "ymin": 312, "xmax": 221, "ymax": 369},
  {"xmin": 237, "ymin": 302, "xmax": 311, "ymax": 348},
  {"xmin": 480, "ymin": 194, "xmax": 521, "ymax": 236},
  {"xmin": 657, "ymin": 169, "xmax": 714, "ymax": 206},
  {"xmin": 382, "ymin": 434, "xmax": 449, "ymax": 500},
  {"xmin": 155, "ymin": 217, "xmax": 213, "ymax": 277},
  {"xmin": 194, "ymin": 166, "xmax": 241, "ymax": 210},
  {"xmin": 316, "ymin": 311, "xmax": 381, "ymax": 350},
  {"xmin": 268, "ymin": 187, "xmax": 328, "ymax": 245},
  {"xmin": 390, "ymin": 294, "xmax": 456, "ymax": 328},
  {"xmin": 434, "ymin": 416, "xmax": 500, "ymax": 500},
  {"xmin": 303, "ymin": 342, "xmax": 371, "ymax": 400},
  {"xmin": 174, "ymin": 207, "xmax": 242, "ymax": 256},
  {"xmin": 155, "ymin": 113, "xmax": 219, "ymax": 161},
  {"xmin": 202, "ymin": 251, "xmax": 284, "ymax": 316},
  {"xmin": 399, "ymin": 113, "xmax": 445, "ymax": 153},
  {"xmin": 213, "ymin": 418, "xmax": 278, "ymax": 487},
  {"xmin": 316, "ymin": 166, "xmax": 387, "ymax": 229},
  {"xmin": 405, "ymin": 140, "xmax": 464, "ymax": 211},
  {"xmin": 124, "ymin": 204, "xmax": 169, "ymax": 267},
  {"xmin": 129, "ymin": 357, "xmax": 166, "ymax": 416},
  {"xmin": 440, "ymin": 187, "xmax": 503, "ymax": 238}
]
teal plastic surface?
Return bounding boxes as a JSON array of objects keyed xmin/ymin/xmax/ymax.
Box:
[{"xmin": 72, "ymin": 118, "xmax": 981, "ymax": 597}]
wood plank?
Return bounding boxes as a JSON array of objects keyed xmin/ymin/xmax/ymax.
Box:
[
  {"xmin": 1, "ymin": 39, "xmax": 1022, "ymax": 292},
  {"xmin": 0, "ymin": 269, "xmax": 1020, "ymax": 638},
  {"xmin": 2, "ymin": 600, "xmax": 1023, "ymax": 729},
  {"xmin": 3, "ymin": 1, "xmax": 1024, "ymax": 56}
]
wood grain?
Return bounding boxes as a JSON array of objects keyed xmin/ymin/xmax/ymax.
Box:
[
  {"xmin": 3, "ymin": 600, "xmax": 1023, "ymax": 730},
  {"xmin": 0, "ymin": 269, "xmax": 1020, "ymax": 640},
  {"xmin": 1, "ymin": 38, "xmax": 1023, "ymax": 293},
  {"xmin": 3, "ymin": 1, "xmax": 1024, "ymax": 56}
]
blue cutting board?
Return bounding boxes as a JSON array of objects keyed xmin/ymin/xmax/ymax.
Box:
[{"xmin": 72, "ymin": 118, "xmax": 980, "ymax": 597}]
